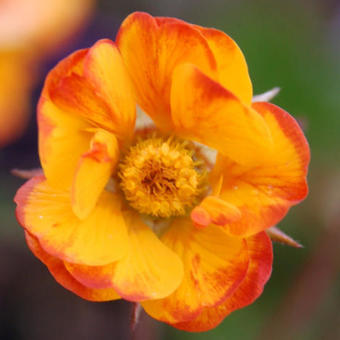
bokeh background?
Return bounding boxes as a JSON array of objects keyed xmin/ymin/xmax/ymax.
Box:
[{"xmin": 1, "ymin": 0, "xmax": 339, "ymax": 339}]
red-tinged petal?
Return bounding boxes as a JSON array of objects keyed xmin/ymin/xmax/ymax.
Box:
[
  {"xmin": 49, "ymin": 72, "xmax": 118, "ymax": 133},
  {"xmin": 83, "ymin": 39, "xmax": 136, "ymax": 142},
  {"xmin": 15, "ymin": 176, "xmax": 128, "ymax": 266},
  {"xmin": 171, "ymin": 64, "xmax": 272, "ymax": 165},
  {"xmin": 71, "ymin": 129, "xmax": 119, "ymax": 219},
  {"xmin": 173, "ymin": 232, "xmax": 273, "ymax": 332},
  {"xmin": 25, "ymin": 232, "xmax": 120, "ymax": 302},
  {"xmin": 142, "ymin": 218, "xmax": 249, "ymax": 324},
  {"xmin": 191, "ymin": 196, "xmax": 241, "ymax": 228},
  {"xmin": 210, "ymin": 102, "xmax": 310, "ymax": 236},
  {"xmin": 65, "ymin": 212, "xmax": 183, "ymax": 301},
  {"xmin": 193, "ymin": 26, "xmax": 253, "ymax": 104},
  {"xmin": 116, "ymin": 12, "xmax": 217, "ymax": 130},
  {"xmin": 154, "ymin": 17, "xmax": 252, "ymax": 104},
  {"xmin": 38, "ymin": 50, "xmax": 92, "ymax": 189}
]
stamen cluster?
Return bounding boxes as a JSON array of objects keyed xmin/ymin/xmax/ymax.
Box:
[{"xmin": 119, "ymin": 135, "xmax": 207, "ymax": 218}]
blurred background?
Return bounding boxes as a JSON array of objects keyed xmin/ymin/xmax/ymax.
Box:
[{"xmin": 1, "ymin": 0, "xmax": 339, "ymax": 339}]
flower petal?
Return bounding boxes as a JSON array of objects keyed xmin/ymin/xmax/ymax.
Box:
[
  {"xmin": 210, "ymin": 102, "xmax": 310, "ymax": 236},
  {"xmin": 15, "ymin": 176, "xmax": 128, "ymax": 266},
  {"xmin": 142, "ymin": 218, "xmax": 249, "ymax": 324},
  {"xmin": 39, "ymin": 41, "xmax": 136, "ymax": 189},
  {"xmin": 116, "ymin": 12, "xmax": 216, "ymax": 130},
  {"xmin": 49, "ymin": 72, "xmax": 117, "ymax": 133},
  {"xmin": 193, "ymin": 26, "xmax": 253, "ymax": 104},
  {"xmin": 65, "ymin": 212, "xmax": 183, "ymax": 301},
  {"xmin": 191, "ymin": 196, "xmax": 241, "ymax": 229},
  {"xmin": 83, "ymin": 39, "xmax": 136, "ymax": 141},
  {"xmin": 38, "ymin": 49, "xmax": 92, "ymax": 189},
  {"xmin": 171, "ymin": 63, "xmax": 272, "ymax": 165},
  {"xmin": 71, "ymin": 129, "xmax": 119, "ymax": 219},
  {"xmin": 25, "ymin": 231, "xmax": 120, "ymax": 302},
  {"xmin": 173, "ymin": 232, "xmax": 273, "ymax": 331}
]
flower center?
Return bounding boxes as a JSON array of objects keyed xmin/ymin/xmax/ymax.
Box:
[{"xmin": 118, "ymin": 134, "xmax": 207, "ymax": 218}]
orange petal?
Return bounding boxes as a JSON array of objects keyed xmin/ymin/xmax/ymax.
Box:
[
  {"xmin": 193, "ymin": 26, "xmax": 253, "ymax": 104},
  {"xmin": 173, "ymin": 232, "xmax": 273, "ymax": 331},
  {"xmin": 116, "ymin": 12, "xmax": 216, "ymax": 130},
  {"xmin": 62, "ymin": 213, "xmax": 183, "ymax": 301},
  {"xmin": 211, "ymin": 102, "xmax": 310, "ymax": 236},
  {"xmin": 83, "ymin": 39, "xmax": 136, "ymax": 142},
  {"xmin": 38, "ymin": 49, "xmax": 92, "ymax": 189},
  {"xmin": 171, "ymin": 64, "xmax": 272, "ymax": 165},
  {"xmin": 151, "ymin": 17, "xmax": 252, "ymax": 104},
  {"xmin": 71, "ymin": 129, "xmax": 119, "ymax": 219},
  {"xmin": 142, "ymin": 218, "xmax": 249, "ymax": 324},
  {"xmin": 65, "ymin": 212, "xmax": 183, "ymax": 301},
  {"xmin": 191, "ymin": 196, "xmax": 242, "ymax": 228},
  {"xmin": 25, "ymin": 231, "xmax": 120, "ymax": 302},
  {"xmin": 15, "ymin": 176, "xmax": 129, "ymax": 266},
  {"xmin": 49, "ymin": 72, "xmax": 117, "ymax": 133},
  {"xmin": 39, "ymin": 41, "xmax": 136, "ymax": 189}
]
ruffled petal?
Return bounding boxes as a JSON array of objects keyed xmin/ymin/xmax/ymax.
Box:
[
  {"xmin": 193, "ymin": 26, "xmax": 253, "ymax": 104},
  {"xmin": 116, "ymin": 12, "xmax": 216, "ymax": 130},
  {"xmin": 39, "ymin": 41, "xmax": 136, "ymax": 189},
  {"xmin": 171, "ymin": 63, "xmax": 272, "ymax": 165},
  {"xmin": 15, "ymin": 176, "xmax": 129, "ymax": 266},
  {"xmin": 25, "ymin": 232, "xmax": 120, "ymax": 302},
  {"xmin": 210, "ymin": 102, "xmax": 310, "ymax": 236},
  {"xmin": 64, "ymin": 212, "xmax": 183, "ymax": 301},
  {"xmin": 83, "ymin": 39, "xmax": 136, "ymax": 141},
  {"xmin": 38, "ymin": 49, "xmax": 92, "ymax": 189},
  {"xmin": 151, "ymin": 17, "xmax": 252, "ymax": 104},
  {"xmin": 173, "ymin": 232, "xmax": 273, "ymax": 331},
  {"xmin": 71, "ymin": 129, "xmax": 119, "ymax": 219},
  {"xmin": 142, "ymin": 218, "xmax": 249, "ymax": 324}
]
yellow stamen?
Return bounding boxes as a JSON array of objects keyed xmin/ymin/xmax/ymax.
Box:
[{"xmin": 119, "ymin": 134, "xmax": 207, "ymax": 218}]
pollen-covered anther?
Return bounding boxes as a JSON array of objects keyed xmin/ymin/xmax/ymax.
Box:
[{"xmin": 119, "ymin": 135, "xmax": 207, "ymax": 218}]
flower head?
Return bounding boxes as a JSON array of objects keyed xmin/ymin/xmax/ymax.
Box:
[{"xmin": 14, "ymin": 12, "xmax": 310, "ymax": 332}]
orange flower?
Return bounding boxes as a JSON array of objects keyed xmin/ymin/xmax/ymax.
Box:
[
  {"xmin": 0, "ymin": 0, "xmax": 94, "ymax": 147},
  {"xmin": 14, "ymin": 12, "xmax": 310, "ymax": 332}
]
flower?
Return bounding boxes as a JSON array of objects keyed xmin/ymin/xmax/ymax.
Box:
[
  {"xmin": 14, "ymin": 12, "xmax": 310, "ymax": 332},
  {"xmin": 0, "ymin": 0, "xmax": 94, "ymax": 147}
]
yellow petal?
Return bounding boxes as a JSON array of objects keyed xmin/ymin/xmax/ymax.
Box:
[
  {"xmin": 173, "ymin": 232, "xmax": 273, "ymax": 331},
  {"xmin": 210, "ymin": 102, "xmax": 310, "ymax": 236},
  {"xmin": 83, "ymin": 39, "xmax": 136, "ymax": 142},
  {"xmin": 194, "ymin": 26, "xmax": 253, "ymax": 104},
  {"xmin": 71, "ymin": 129, "xmax": 119, "ymax": 219},
  {"xmin": 142, "ymin": 218, "xmax": 249, "ymax": 324},
  {"xmin": 15, "ymin": 176, "xmax": 128, "ymax": 266},
  {"xmin": 65, "ymin": 212, "xmax": 183, "ymax": 301},
  {"xmin": 38, "ymin": 49, "xmax": 92, "ymax": 189},
  {"xmin": 171, "ymin": 63, "xmax": 271, "ymax": 165},
  {"xmin": 116, "ymin": 12, "xmax": 216, "ymax": 130}
]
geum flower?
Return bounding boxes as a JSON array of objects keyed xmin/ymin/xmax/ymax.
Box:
[{"xmin": 14, "ymin": 12, "xmax": 310, "ymax": 332}]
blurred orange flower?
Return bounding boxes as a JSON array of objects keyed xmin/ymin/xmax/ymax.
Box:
[
  {"xmin": 0, "ymin": 0, "xmax": 94, "ymax": 147},
  {"xmin": 14, "ymin": 12, "xmax": 310, "ymax": 332}
]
